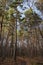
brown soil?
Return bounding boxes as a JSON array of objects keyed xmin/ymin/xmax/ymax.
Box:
[{"xmin": 0, "ymin": 57, "xmax": 43, "ymax": 65}]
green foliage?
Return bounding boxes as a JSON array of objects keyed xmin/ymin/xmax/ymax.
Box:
[
  {"xmin": 22, "ymin": 19, "xmax": 26, "ymax": 23},
  {"xmin": 4, "ymin": 7, "xmax": 16, "ymax": 20},
  {"xmin": 18, "ymin": 30, "xmax": 24, "ymax": 36},
  {"xmin": 24, "ymin": 8, "xmax": 33, "ymax": 15},
  {"xmin": 14, "ymin": 0, "xmax": 23, "ymax": 2},
  {"xmin": 9, "ymin": 0, "xmax": 23, "ymax": 7},
  {"xmin": 24, "ymin": 8, "xmax": 42, "ymax": 26},
  {"xmin": 38, "ymin": 0, "xmax": 43, "ymax": 3}
]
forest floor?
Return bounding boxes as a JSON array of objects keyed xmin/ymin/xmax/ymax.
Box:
[{"xmin": 0, "ymin": 56, "xmax": 43, "ymax": 65}]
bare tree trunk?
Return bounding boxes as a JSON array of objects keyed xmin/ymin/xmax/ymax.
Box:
[
  {"xmin": 1, "ymin": 15, "xmax": 4, "ymax": 57},
  {"xmin": 38, "ymin": 27, "xmax": 43, "ymax": 38},
  {"xmin": 14, "ymin": 18, "xmax": 17, "ymax": 61}
]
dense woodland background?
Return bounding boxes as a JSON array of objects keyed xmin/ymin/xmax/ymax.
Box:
[{"xmin": 0, "ymin": 0, "xmax": 43, "ymax": 65}]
